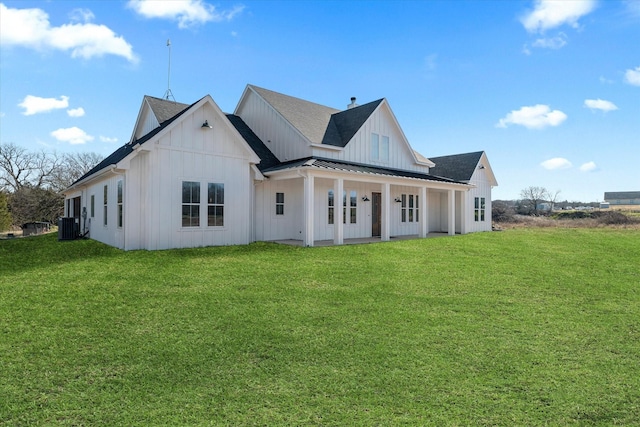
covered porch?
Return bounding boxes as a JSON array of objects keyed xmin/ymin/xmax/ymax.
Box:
[{"xmin": 258, "ymin": 158, "xmax": 472, "ymax": 247}]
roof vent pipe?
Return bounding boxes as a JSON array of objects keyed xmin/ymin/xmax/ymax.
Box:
[{"xmin": 347, "ymin": 97, "xmax": 358, "ymax": 109}]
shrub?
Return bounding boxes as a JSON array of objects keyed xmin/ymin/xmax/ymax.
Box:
[{"xmin": 591, "ymin": 210, "xmax": 631, "ymax": 225}]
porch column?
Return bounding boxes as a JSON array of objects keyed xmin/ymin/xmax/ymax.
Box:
[
  {"xmin": 303, "ymin": 174, "xmax": 315, "ymax": 246},
  {"xmin": 448, "ymin": 189, "xmax": 455, "ymax": 235},
  {"xmin": 420, "ymin": 187, "xmax": 428, "ymax": 238},
  {"xmin": 459, "ymin": 191, "xmax": 467, "ymax": 235},
  {"xmin": 381, "ymin": 182, "xmax": 391, "ymax": 241},
  {"xmin": 334, "ymin": 178, "xmax": 344, "ymax": 245}
]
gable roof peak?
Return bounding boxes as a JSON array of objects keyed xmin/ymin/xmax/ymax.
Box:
[{"xmin": 143, "ymin": 95, "xmax": 190, "ymax": 124}]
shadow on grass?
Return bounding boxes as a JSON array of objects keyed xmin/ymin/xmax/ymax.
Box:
[
  {"xmin": 0, "ymin": 233, "xmax": 307, "ymax": 276},
  {"xmin": 0, "ymin": 233, "xmax": 122, "ymax": 275}
]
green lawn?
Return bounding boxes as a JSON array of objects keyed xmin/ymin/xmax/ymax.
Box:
[{"xmin": 1, "ymin": 229, "xmax": 639, "ymax": 426}]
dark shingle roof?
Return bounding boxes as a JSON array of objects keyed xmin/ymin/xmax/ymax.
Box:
[
  {"xmin": 226, "ymin": 114, "xmax": 280, "ymax": 171},
  {"xmin": 249, "ymin": 85, "xmax": 339, "ymax": 144},
  {"xmin": 262, "ymin": 157, "xmax": 465, "ymax": 184},
  {"xmin": 321, "ymin": 99, "xmax": 384, "ymax": 147},
  {"xmin": 604, "ymin": 191, "xmax": 640, "ymax": 200},
  {"xmin": 428, "ymin": 151, "xmax": 484, "ymax": 182},
  {"xmin": 145, "ymin": 96, "xmax": 190, "ymax": 124}
]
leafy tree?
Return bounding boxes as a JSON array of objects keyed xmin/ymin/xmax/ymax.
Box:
[
  {"xmin": 0, "ymin": 192, "xmax": 11, "ymax": 231},
  {"xmin": 8, "ymin": 186, "xmax": 64, "ymax": 226}
]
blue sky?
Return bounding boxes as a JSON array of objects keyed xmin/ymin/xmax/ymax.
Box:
[{"xmin": 1, "ymin": 0, "xmax": 638, "ymax": 202}]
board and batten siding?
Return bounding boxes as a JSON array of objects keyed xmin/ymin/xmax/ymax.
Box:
[
  {"xmin": 464, "ymin": 168, "xmax": 493, "ymax": 233},
  {"xmin": 78, "ymin": 175, "xmax": 125, "ymax": 249},
  {"xmin": 311, "ymin": 103, "xmax": 430, "ymax": 174},
  {"xmin": 138, "ymin": 104, "xmax": 254, "ymax": 250},
  {"xmin": 134, "ymin": 104, "xmax": 160, "ymax": 140},
  {"xmin": 254, "ymin": 179, "xmax": 304, "ymax": 241},
  {"xmin": 237, "ymin": 90, "xmax": 310, "ymax": 162}
]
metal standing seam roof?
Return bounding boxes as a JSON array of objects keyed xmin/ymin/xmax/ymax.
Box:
[
  {"xmin": 604, "ymin": 191, "xmax": 640, "ymax": 200},
  {"xmin": 262, "ymin": 157, "xmax": 467, "ymax": 185}
]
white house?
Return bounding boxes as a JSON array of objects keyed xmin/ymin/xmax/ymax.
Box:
[{"xmin": 63, "ymin": 85, "xmax": 497, "ymax": 250}]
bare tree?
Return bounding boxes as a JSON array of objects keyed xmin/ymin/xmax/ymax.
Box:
[
  {"xmin": 0, "ymin": 143, "xmax": 61, "ymax": 192},
  {"xmin": 548, "ymin": 189, "xmax": 561, "ymax": 212},
  {"xmin": 49, "ymin": 152, "xmax": 104, "ymax": 192},
  {"xmin": 520, "ymin": 186, "xmax": 551, "ymax": 215},
  {"xmin": 0, "ymin": 143, "xmax": 103, "ymax": 227}
]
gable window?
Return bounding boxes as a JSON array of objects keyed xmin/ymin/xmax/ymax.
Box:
[
  {"xmin": 276, "ymin": 192, "xmax": 284, "ymax": 215},
  {"xmin": 328, "ymin": 190, "xmax": 334, "ymax": 225},
  {"xmin": 90, "ymin": 195, "xmax": 95, "ymax": 218},
  {"xmin": 182, "ymin": 181, "xmax": 200, "ymax": 227},
  {"xmin": 207, "ymin": 183, "xmax": 224, "ymax": 227},
  {"xmin": 103, "ymin": 185, "xmax": 108, "ymax": 226},
  {"xmin": 117, "ymin": 180, "xmax": 123, "ymax": 228},
  {"xmin": 475, "ymin": 197, "xmax": 486, "ymax": 222},
  {"xmin": 371, "ymin": 133, "xmax": 390, "ymax": 162}
]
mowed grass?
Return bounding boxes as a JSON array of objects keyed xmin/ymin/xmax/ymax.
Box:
[{"xmin": 1, "ymin": 229, "xmax": 639, "ymax": 426}]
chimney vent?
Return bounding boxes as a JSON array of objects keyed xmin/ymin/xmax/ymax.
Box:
[{"xmin": 347, "ymin": 97, "xmax": 358, "ymax": 109}]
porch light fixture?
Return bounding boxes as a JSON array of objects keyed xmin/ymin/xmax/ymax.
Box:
[
  {"xmin": 394, "ymin": 197, "xmax": 402, "ymax": 203},
  {"xmin": 201, "ymin": 120, "xmax": 212, "ymax": 129},
  {"xmin": 362, "ymin": 195, "xmax": 370, "ymax": 202}
]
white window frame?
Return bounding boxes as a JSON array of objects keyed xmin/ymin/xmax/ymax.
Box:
[{"xmin": 207, "ymin": 183, "xmax": 224, "ymax": 227}]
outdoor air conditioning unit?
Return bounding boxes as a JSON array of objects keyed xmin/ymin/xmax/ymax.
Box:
[{"xmin": 58, "ymin": 217, "xmax": 78, "ymax": 241}]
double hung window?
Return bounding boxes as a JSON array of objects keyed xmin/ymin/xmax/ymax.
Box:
[
  {"xmin": 182, "ymin": 181, "xmax": 200, "ymax": 227},
  {"xmin": 208, "ymin": 183, "xmax": 224, "ymax": 226},
  {"xmin": 117, "ymin": 180, "xmax": 123, "ymax": 228},
  {"xmin": 475, "ymin": 197, "xmax": 486, "ymax": 222},
  {"xmin": 276, "ymin": 192, "xmax": 284, "ymax": 215}
]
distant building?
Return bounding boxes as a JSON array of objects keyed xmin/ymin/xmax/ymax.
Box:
[{"xmin": 604, "ymin": 192, "xmax": 640, "ymax": 206}]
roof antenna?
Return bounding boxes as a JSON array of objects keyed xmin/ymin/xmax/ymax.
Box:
[{"xmin": 163, "ymin": 39, "xmax": 175, "ymax": 101}]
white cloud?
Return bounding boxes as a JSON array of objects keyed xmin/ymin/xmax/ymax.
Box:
[
  {"xmin": 67, "ymin": 107, "xmax": 85, "ymax": 117},
  {"xmin": 624, "ymin": 66, "xmax": 640, "ymax": 86},
  {"xmin": 580, "ymin": 161, "xmax": 597, "ymax": 172},
  {"xmin": 521, "ymin": 0, "xmax": 596, "ymax": 33},
  {"xmin": 0, "ymin": 3, "xmax": 137, "ymax": 62},
  {"xmin": 541, "ymin": 157, "xmax": 572, "ymax": 170},
  {"xmin": 51, "ymin": 127, "xmax": 94, "ymax": 145},
  {"xmin": 99, "ymin": 135, "xmax": 118, "ymax": 143},
  {"xmin": 19, "ymin": 95, "xmax": 69, "ymax": 115},
  {"xmin": 531, "ymin": 33, "xmax": 567, "ymax": 49},
  {"xmin": 496, "ymin": 104, "xmax": 567, "ymax": 129},
  {"xmin": 69, "ymin": 8, "xmax": 95, "ymax": 23},
  {"xmin": 584, "ymin": 99, "xmax": 618, "ymax": 112},
  {"xmin": 127, "ymin": 0, "xmax": 244, "ymax": 29}
]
